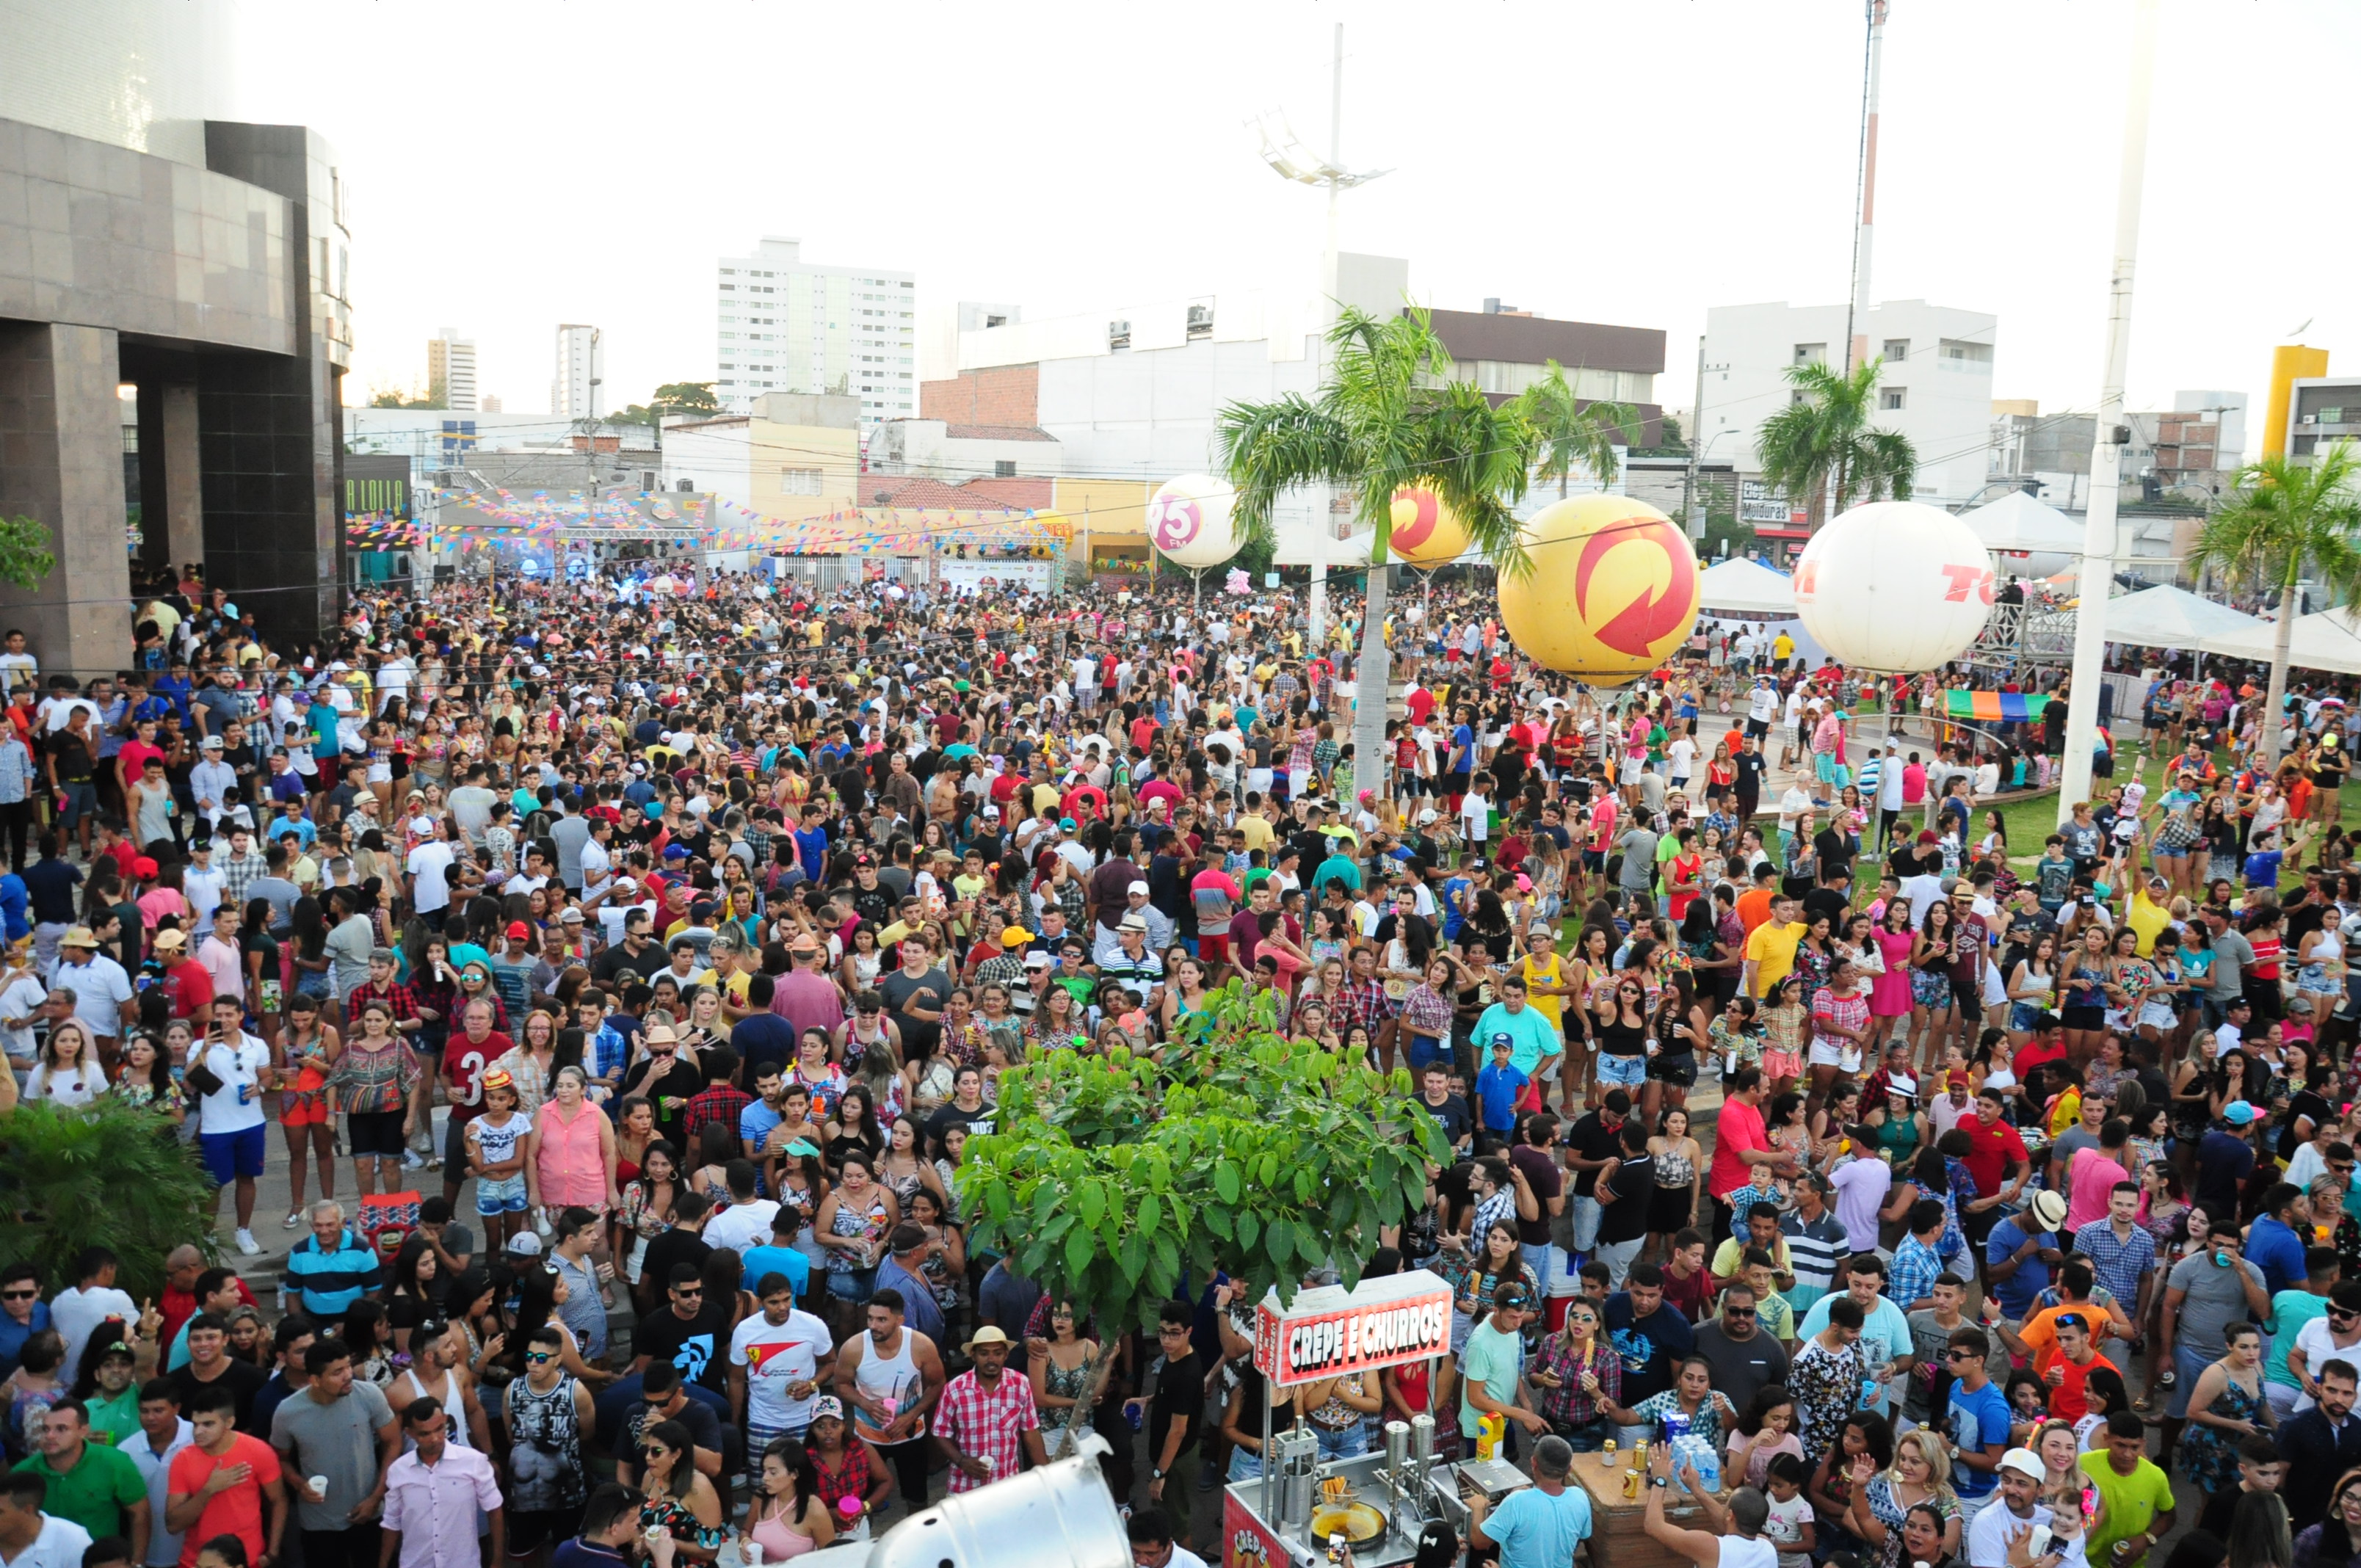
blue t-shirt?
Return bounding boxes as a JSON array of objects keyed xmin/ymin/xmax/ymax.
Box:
[
  {"xmin": 1985, "ymin": 1214, "xmax": 2055, "ymax": 1319},
  {"xmin": 1484, "ymin": 1481, "xmax": 1595, "ymax": 1568},
  {"xmin": 1475, "ymin": 1063, "xmax": 1528, "ymax": 1131},
  {"xmin": 1944, "ymin": 1376, "xmax": 2012, "ymax": 1498},
  {"xmin": 0, "ymin": 874, "xmax": 26, "ymax": 943},
  {"xmin": 739, "ymin": 1244, "xmax": 811, "ymax": 1300},
  {"xmin": 2247, "ymin": 1214, "xmax": 2310, "ymax": 1296},
  {"xmin": 2245, "ymin": 848, "xmax": 2284, "ymax": 889}
]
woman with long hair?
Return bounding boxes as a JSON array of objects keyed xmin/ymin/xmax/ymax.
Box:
[
  {"xmin": 1441, "ymin": 1219, "xmax": 1540, "ymax": 1359},
  {"xmin": 1647, "ymin": 972, "xmax": 1709, "ymax": 1122},
  {"xmin": 25, "ymin": 1020, "xmax": 105, "ymax": 1107},
  {"xmin": 2007, "ymin": 931, "xmax": 2059, "ymax": 1048},
  {"xmin": 743, "ymin": 1437, "xmax": 836, "ymax": 1559},
  {"xmin": 1807, "ymin": 1410, "xmax": 1895, "ymax": 1564},
  {"xmin": 384, "ymin": 1235, "xmax": 448, "ymax": 1357},
  {"xmin": 617, "ymin": 1140, "xmax": 681, "ymax": 1305},
  {"xmin": 1910, "ymin": 901, "xmax": 1962, "ymax": 1072},
  {"xmin": 112, "ymin": 1033, "xmax": 181, "ymax": 1122},
  {"xmin": 2291, "ymin": 1466, "xmax": 2361, "ymax": 1568},
  {"xmin": 2180, "ymin": 1321, "xmax": 2273, "ymax": 1491},
  {"xmin": 1844, "ymin": 1426, "xmax": 1963, "ymax": 1568},
  {"xmin": 636, "ymin": 1417, "xmax": 728, "ymax": 1560},
  {"xmin": 1644, "ymin": 1108, "xmax": 1702, "ymax": 1264}
]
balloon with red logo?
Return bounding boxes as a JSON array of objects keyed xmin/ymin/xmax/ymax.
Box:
[
  {"xmin": 1388, "ymin": 483, "xmax": 1470, "ymax": 567},
  {"xmin": 1793, "ymin": 500, "xmax": 1997, "ymax": 672},
  {"xmin": 1498, "ymin": 495, "xmax": 1701, "ymax": 686},
  {"xmin": 1145, "ymin": 474, "xmax": 1241, "ymax": 570}
]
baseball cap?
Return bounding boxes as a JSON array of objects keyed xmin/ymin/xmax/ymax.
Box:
[
  {"xmin": 505, "ymin": 921, "xmax": 531, "ymax": 940},
  {"xmin": 1126, "ymin": 880, "xmax": 1150, "ymax": 896},
  {"xmin": 1490, "ymin": 1031, "xmax": 1514, "ymax": 1049},
  {"xmin": 505, "ymin": 1233, "xmax": 544, "ymax": 1257},
  {"xmin": 2224, "ymin": 1100, "xmax": 2258, "ymax": 1125},
  {"xmin": 1996, "ymin": 1449, "xmax": 2046, "ymax": 1484}
]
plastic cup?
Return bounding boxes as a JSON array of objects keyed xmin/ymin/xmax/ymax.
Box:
[
  {"xmin": 744, "ymin": 1545, "xmax": 763, "ymax": 1567},
  {"xmin": 308, "ymin": 1476, "xmax": 329, "ymax": 1500},
  {"xmin": 838, "ymin": 1498, "xmax": 863, "ymax": 1520}
]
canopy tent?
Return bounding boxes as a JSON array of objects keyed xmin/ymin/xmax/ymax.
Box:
[
  {"xmin": 1959, "ymin": 490, "xmax": 2083, "ymax": 578},
  {"xmin": 2095, "ymin": 584, "xmax": 2268, "ymax": 647},
  {"xmin": 1696, "ymin": 556, "xmax": 1797, "ymax": 615},
  {"xmin": 2197, "ymin": 606, "xmax": 2361, "ymax": 678}
]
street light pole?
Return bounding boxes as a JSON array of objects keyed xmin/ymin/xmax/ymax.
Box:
[
  {"xmin": 1308, "ymin": 21, "xmax": 1345, "ymax": 650},
  {"xmin": 2058, "ymin": 0, "xmax": 2160, "ymax": 822}
]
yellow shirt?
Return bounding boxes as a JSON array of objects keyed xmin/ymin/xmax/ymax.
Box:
[
  {"xmin": 1514, "ymin": 951, "xmax": 1566, "ymax": 1030},
  {"xmin": 1744, "ymin": 921, "xmax": 1805, "ymax": 998},
  {"xmin": 2126, "ymin": 885, "xmax": 2170, "ymax": 957},
  {"xmin": 1237, "ymin": 816, "xmax": 1276, "ymax": 852}
]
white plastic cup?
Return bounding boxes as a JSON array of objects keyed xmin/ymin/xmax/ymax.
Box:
[
  {"xmin": 744, "ymin": 1545, "xmax": 764, "ymax": 1567},
  {"xmin": 308, "ymin": 1476, "xmax": 329, "ymax": 1500}
]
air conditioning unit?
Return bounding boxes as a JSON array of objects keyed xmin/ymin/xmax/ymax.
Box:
[
  {"xmin": 1107, "ymin": 320, "xmax": 1131, "ymax": 350},
  {"xmin": 1186, "ymin": 305, "xmax": 1214, "ymax": 339}
]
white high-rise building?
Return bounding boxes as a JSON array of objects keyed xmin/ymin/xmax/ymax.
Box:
[
  {"xmin": 714, "ymin": 237, "xmax": 914, "ymax": 423},
  {"xmin": 427, "ymin": 327, "xmax": 476, "ymax": 412},
  {"xmin": 552, "ymin": 324, "xmax": 602, "ymax": 418}
]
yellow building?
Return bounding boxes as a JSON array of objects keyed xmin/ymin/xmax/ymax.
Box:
[
  {"xmin": 2261, "ymin": 344, "xmax": 2330, "ymax": 460},
  {"xmin": 747, "ymin": 392, "xmax": 863, "ymax": 522},
  {"xmin": 1052, "ymin": 478, "xmax": 1156, "ymax": 581}
]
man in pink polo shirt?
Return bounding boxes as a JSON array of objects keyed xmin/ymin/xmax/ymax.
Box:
[{"xmin": 1708, "ymin": 1067, "xmax": 1781, "ymax": 1246}]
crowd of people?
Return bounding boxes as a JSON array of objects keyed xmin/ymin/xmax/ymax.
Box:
[{"xmin": 0, "ymin": 559, "xmax": 2347, "ymax": 1568}]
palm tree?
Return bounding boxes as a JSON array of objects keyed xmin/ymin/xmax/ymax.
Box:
[
  {"xmin": 2185, "ymin": 443, "xmax": 2361, "ymax": 766},
  {"xmin": 1754, "ymin": 357, "xmax": 1918, "ymax": 525},
  {"xmin": 1219, "ymin": 307, "xmax": 1537, "ymax": 798},
  {"xmin": 1520, "ymin": 362, "xmax": 1639, "ymax": 498}
]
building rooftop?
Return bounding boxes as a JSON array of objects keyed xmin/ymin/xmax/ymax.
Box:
[
  {"xmin": 1422, "ymin": 308, "xmax": 1664, "ymax": 374},
  {"xmin": 865, "ymin": 476, "xmax": 1055, "ymax": 510},
  {"xmin": 944, "ymin": 423, "xmax": 1056, "ymax": 442}
]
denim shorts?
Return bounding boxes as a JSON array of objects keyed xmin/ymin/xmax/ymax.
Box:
[
  {"xmin": 1597, "ymin": 1053, "xmax": 1647, "ymax": 1088},
  {"xmin": 475, "ymin": 1174, "xmax": 530, "ymax": 1215}
]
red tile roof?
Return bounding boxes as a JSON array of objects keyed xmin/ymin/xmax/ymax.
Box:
[{"xmin": 861, "ymin": 476, "xmax": 1053, "ymax": 511}]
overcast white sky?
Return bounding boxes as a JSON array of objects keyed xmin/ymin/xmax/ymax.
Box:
[{"xmin": 231, "ymin": 0, "xmax": 2359, "ymax": 448}]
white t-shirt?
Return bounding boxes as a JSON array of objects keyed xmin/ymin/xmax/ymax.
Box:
[
  {"xmin": 190, "ymin": 1034, "xmax": 272, "ymax": 1134},
  {"xmin": 1668, "ymin": 736, "xmax": 1698, "ymax": 780},
  {"xmin": 728, "ymin": 1308, "xmax": 835, "ymax": 1433},
  {"xmin": 703, "ymin": 1199, "xmax": 782, "ymax": 1257},
  {"xmin": 1763, "ymin": 1489, "xmax": 1816, "ymax": 1568},
  {"xmin": 0, "ymin": 973, "xmax": 45, "ymax": 1064},
  {"xmin": 1967, "ymin": 1500, "xmax": 2055, "ymax": 1568},
  {"xmin": 407, "ymin": 841, "xmax": 456, "ymax": 914},
  {"xmin": 54, "ymin": 954, "xmax": 132, "ymax": 1039},
  {"xmin": 49, "ymin": 1285, "xmax": 137, "ymax": 1383}
]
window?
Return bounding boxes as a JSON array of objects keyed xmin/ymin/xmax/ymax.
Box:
[
  {"xmin": 1793, "ymin": 343, "xmax": 1827, "ymax": 366},
  {"xmin": 1882, "ymin": 338, "xmax": 1910, "ymax": 363},
  {"xmin": 1881, "ymin": 388, "xmax": 1907, "ymax": 410},
  {"xmin": 995, "ymin": 460, "xmax": 1017, "ymax": 478},
  {"xmin": 780, "ymin": 468, "xmax": 823, "ymax": 496},
  {"xmin": 1939, "ymin": 338, "xmax": 1992, "ymax": 364}
]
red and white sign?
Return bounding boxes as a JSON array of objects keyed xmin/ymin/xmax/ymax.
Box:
[{"xmin": 1252, "ymin": 1268, "xmax": 1454, "ymax": 1388}]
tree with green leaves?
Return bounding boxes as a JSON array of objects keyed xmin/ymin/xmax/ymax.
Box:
[
  {"xmin": 0, "ymin": 516, "xmax": 56, "ymax": 592},
  {"xmin": 1219, "ymin": 306, "xmax": 1538, "ymax": 802},
  {"xmin": 2185, "ymin": 441, "xmax": 2361, "ymax": 766},
  {"xmin": 1754, "ymin": 357, "xmax": 1917, "ymax": 526},
  {"xmin": 609, "ymin": 383, "xmax": 723, "ymax": 428},
  {"xmin": 1520, "ymin": 361, "xmax": 1638, "ymax": 500},
  {"xmin": 960, "ymin": 984, "xmax": 1448, "ymax": 1455},
  {"xmin": 0, "ymin": 1101, "xmax": 220, "ymax": 1298}
]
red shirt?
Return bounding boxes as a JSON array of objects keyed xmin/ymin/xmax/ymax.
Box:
[
  {"xmin": 1959, "ymin": 1112, "xmax": 2031, "ymax": 1199},
  {"xmin": 443, "ymin": 1030, "xmax": 512, "ymax": 1126},
  {"xmin": 169, "ymin": 1435, "xmax": 280, "ymax": 1567},
  {"xmin": 1708, "ymin": 1096, "xmax": 1770, "ymax": 1201}
]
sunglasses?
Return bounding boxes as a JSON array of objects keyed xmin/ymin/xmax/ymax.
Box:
[
  {"xmin": 0, "ymin": 1291, "xmax": 36, "ymax": 1302},
  {"xmin": 1724, "ymin": 1306, "xmax": 1757, "ymax": 1318},
  {"xmin": 523, "ymin": 1351, "xmax": 555, "ymax": 1364},
  {"xmin": 1945, "ymin": 1349, "xmax": 1979, "ymax": 1362}
]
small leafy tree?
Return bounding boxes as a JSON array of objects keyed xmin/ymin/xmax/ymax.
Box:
[
  {"xmin": 0, "ymin": 516, "xmax": 56, "ymax": 591},
  {"xmin": 960, "ymin": 985, "xmax": 1448, "ymax": 1453},
  {"xmin": 1755, "ymin": 357, "xmax": 1917, "ymax": 526},
  {"xmin": 1516, "ymin": 361, "xmax": 1639, "ymax": 500},
  {"xmin": 0, "ymin": 1102, "xmax": 220, "ymax": 1298}
]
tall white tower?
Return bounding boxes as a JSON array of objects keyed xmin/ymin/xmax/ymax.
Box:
[
  {"xmin": 427, "ymin": 327, "xmax": 476, "ymax": 412},
  {"xmin": 552, "ymin": 324, "xmax": 603, "ymax": 418}
]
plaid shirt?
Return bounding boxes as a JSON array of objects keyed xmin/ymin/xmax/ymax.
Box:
[
  {"xmin": 349, "ymin": 978, "xmax": 422, "ymax": 1028},
  {"xmin": 1889, "ymin": 1235, "xmax": 1945, "ymax": 1309},
  {"xmin": 685, "ymin": 1083, "xmax": 752, "ymax": 1151},
  {"xmin": 933, "ymin": 1368, "xmax": 1040, "ymax": 1494},
  {"xmin": 218, "ymin": 849, "xmax": 268, "ymax": 905},
  {"xmin": 1532, "ymin": 1335, "xmax": 1620, "ymax": 1428},
  {"xmin": 2071, "ymin": 1219, "xmax": 2157, "ymax": 1309},
  {"xmin": 1335, "ymin": 975, "xmax": 1399, "ymax": 1035}
]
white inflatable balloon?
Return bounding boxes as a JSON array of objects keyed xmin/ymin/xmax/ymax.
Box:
[
  {"xmin": 1145, "ymin": 474, "xmax": 1241, "ymax": 570},
  {"xmin": 1794, "ymin": 500, "xmax": 1997, "ymax": 672}
]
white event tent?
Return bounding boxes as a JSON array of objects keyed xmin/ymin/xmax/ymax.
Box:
[
  {"xmin": 2197, "ymin": 606, "xmax": 2361, "ymax": 677},
  {"xmin": 1696, "ymin": 556, "xmax": 1797, "ymax": 616},
  {"xmin": 2095, "ymin": 584, "xmax": 2266, "ymax": 648},
  {"xmin": 1959, "ymin": 490, "xmax": 2083, "ymax": 578}
]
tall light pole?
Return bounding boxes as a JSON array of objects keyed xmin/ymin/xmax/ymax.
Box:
[
  {"xmin": 1842, "ymin": 0, "xmax": 1890, "ymax": 376},
  {"xmin": 1253, "ymin": 23, "xmax": 1388, "ymax": 647},
  {"xmin": 2058, "ymin": 0, "xmax": 2161, "ymax": 821}
]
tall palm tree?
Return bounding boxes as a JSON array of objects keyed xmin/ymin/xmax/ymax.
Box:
[
  {"xmin": 2185, "ymin": 442, "xmax": 2361, "ymax": 766},
  {"xmin": 1219, "ymin": 307, "xmax": 1537, "ymax": 797},
  {"xmin": 1755, "ymin": 357, "xmax": 1918, "ymax": 525},
  {"xmin": 1519, "ymin": 362, "xmax": 1639, "ymax": 498}
]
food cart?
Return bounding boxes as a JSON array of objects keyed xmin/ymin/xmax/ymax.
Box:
[{"xmin": 1219, "ymin": 1270, "xmax": 1476, "ymax": 1568}]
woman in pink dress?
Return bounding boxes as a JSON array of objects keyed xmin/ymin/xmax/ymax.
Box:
[{"xmin": 1868, "ymin": 897, "xmax": 1918, "ymax": 1053}]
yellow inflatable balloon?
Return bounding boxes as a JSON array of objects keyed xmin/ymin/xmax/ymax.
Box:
[
  {"xmin": 1388, "ymin": 483, "xmax": 1470, "ymax": 567},
  {"xmin": 1498, "ymin": 495, "xmax": 1702, "ymax": 680}
]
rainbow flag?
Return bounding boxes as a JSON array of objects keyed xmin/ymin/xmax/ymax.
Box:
[{"xmin": 1943, "ymin": 690, "xmax": 2055, "ymax": 723}]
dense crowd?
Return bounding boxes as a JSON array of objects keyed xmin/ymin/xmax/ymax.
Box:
[{"xmin": 0, "ymin": 560, "xmax": 2349, "ymax": 1568}]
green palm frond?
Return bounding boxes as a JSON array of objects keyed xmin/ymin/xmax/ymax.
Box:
[
  {"xmin": 1755, "ymin": 357, "xmax": 1915, "ymax": 523},
  {"xmin": 1216, "ymin": 304, "xmax": 1540, "ymax": 568},
  {"xmin": 1515, "ymin": 361, "xmax": 1637, "ymax": 501},
  {"xmin": 0, "ymin": 1101, "xmax": 220, "ymax": 1297}
]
